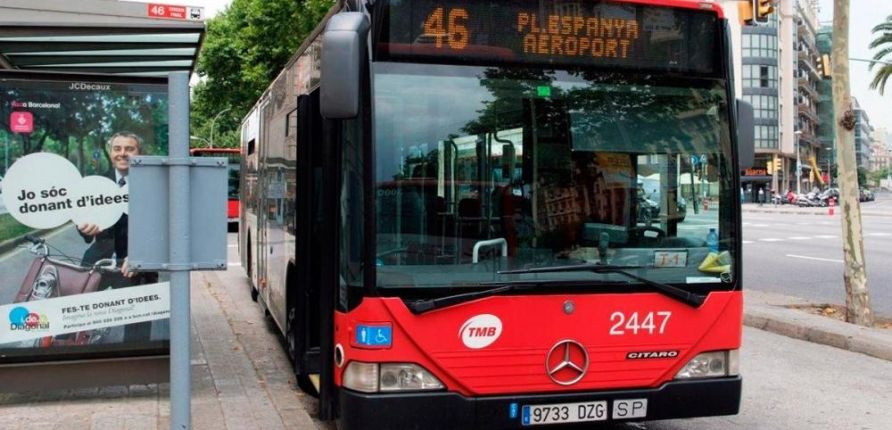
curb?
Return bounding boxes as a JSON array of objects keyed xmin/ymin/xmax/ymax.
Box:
[
  {"xmin": 744, "ymin": 295, "xmax": 892, "ymax": 362},
  {"xmin": 742, "ymin": 208, "xmax": 892, "ymax": 217}
]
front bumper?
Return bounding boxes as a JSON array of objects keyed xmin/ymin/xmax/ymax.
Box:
[{"xmin": 338, "ymin": 376, "xmax": 741, "ymax": 430}]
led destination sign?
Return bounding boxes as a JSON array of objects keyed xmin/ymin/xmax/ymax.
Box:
[
  {"xmin": 515, "ymin": 13, "xmax": 641, "ymax": 59},
  {"xmin": 377, "ymin": 0, "xmax": 719, "ymax": 73}
]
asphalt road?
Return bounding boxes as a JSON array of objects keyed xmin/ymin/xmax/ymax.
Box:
[
  {"xmin": 0, "ymin": 224, "xmax": 88, "ymax": 304},
  {"xmin": 639, "ymin": 327, "xmax": 892, "ymax": 430},
  {"xmin": 741, "ymin": 193, "xmax": 892, "ymax": 316},
  {"xmin": 298, "ymin": 328, "xmax": 892, "ymax": 430}
]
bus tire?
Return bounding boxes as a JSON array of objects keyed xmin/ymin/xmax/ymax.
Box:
[{"xmin": 247, "ymin": 234, "xmax": 258, "ymax": 302}]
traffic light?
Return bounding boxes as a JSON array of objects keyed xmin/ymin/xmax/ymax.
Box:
[
  {"xmin": 816, "ymin": 54, "xmax": 832, "ymax": 78},
  {"xmin": 755, "ymin": 0, "xmax": 775, "ymax": 24},
  {"xmin": 774, "ymin": 158, "xmax": 782, "ymax": 172},
  {"xmin": 766, "ymin": 160, "xmax": 774, "ymax": 175},
  {"xmin": 738, "ymin": 1, "xmax": 754, "ymax": 24}
]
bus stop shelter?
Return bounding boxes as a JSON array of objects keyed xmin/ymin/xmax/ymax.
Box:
[
  {"xmin": 0, "ymin": 0, "xmax": 204, "ymax": 391},
  {"xmin": 0, "ymin": 0, "xmax": 204, "ymax": 77}
]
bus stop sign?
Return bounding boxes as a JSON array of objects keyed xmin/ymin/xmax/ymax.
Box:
[{"xmin": 126, "ymin": 156, "xmax": 228, "ymax": 271}]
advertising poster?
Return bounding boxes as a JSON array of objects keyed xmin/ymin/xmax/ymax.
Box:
[{"xmin": 0, "ymin": 73, "xmax": 169, "ymax": 362}]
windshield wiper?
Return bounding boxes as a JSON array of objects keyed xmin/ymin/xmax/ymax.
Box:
[
  {"xmin": 407, "ymin": 284, "xmax": 535, "ymax": 315},
  {"xmin": 498, "ymin": 264, "xmax": 705, "ymax": 308}
]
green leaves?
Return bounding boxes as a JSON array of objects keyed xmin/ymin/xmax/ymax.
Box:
[
  {"xmin": 191, "ymin": 0, "xmax": 334, "ymax": 148},
  {"xmin": 869, "ymin": 14, "xmax": 892, "ymax": 95}
]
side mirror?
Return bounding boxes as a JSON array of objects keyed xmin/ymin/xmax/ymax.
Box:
[
  {"xmin": 736, "ymin": 99, "xmax": 755, "ymax": 169},
  {"xmin": 320, "ymin": 12, "xmax": 369, "ymax": 119}
]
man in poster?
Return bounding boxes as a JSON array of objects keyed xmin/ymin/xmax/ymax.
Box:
[{"xmin": 78, "ymin": 131, "xmax": 158, "ymax": 342}]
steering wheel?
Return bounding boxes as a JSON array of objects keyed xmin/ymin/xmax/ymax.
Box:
[{"xmin": 631, "ymin": 225, "xmax": 666, "ymax": 245}]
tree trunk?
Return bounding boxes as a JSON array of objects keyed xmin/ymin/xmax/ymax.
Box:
[
  {"xmin": 832, "ymin": 0, "xmax": 873, "ymax": 326},
  {"xmin": 76, "ymin": 136, "xmax": 85, "ymax": 174}
]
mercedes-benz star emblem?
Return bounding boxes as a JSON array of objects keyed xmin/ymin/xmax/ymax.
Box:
[{"xmin": 546, "ymin": 340, "xmax": 589, "ymax": 386}]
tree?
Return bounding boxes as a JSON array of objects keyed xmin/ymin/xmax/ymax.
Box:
[
  {"xmin": 868, "ymin": 14, "xmax": 892, "ymax": 94},
  {"xmin": 832, "ymin": 0, "xmax": 873, "ymax": 326},
  {"xmin": 868, "ymin": 167, "xmax": 891, "ymax": 186},
  {"xmin": 190, "ymin": 0, "xmax": 333, "ymax": 148}
]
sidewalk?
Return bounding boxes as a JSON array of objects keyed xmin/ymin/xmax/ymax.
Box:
[
  {"xmin": 0, "ymin": 266, "xmax": 327, "ymax": 430},
  {"xmin": 744, "ymin": 290, "xmax": 892, "ymax": 362},
  {"xmin": 742, "ymin": 202, "xmax": 892, "ymax": 217},
  {"xmin": 2, "ymin": 271, "xmax": 891, "ymax": 429}
]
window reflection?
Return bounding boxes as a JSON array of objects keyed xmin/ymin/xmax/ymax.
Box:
[{"xmin": 373, "ymin": 63, "xmax": 732, "ymax": 287}]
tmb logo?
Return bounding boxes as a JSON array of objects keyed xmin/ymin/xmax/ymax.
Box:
[
  {"xmin": 8, "ymin": 306, "xmax": 50, "ymax": 332},
  {"xmin": 459, "ymin": 314, "xmax": 502, "ymax": 349}
]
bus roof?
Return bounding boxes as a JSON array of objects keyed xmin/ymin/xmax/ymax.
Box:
[{"xmin": 190, "ymin": 147, "xmax": 240, "ymax": 155}]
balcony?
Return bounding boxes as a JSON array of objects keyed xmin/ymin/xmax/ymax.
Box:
[
  {"xmin": 798, "ymin": 78, "xmax": 818, "ymax": 99},
  {"xmin": 798, "ymin": 104, "xmax": 819, "ymax": 123}
]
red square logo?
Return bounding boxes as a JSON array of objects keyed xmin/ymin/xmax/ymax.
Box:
[{"xmin": 10, "ymin": 111, "xmax": 33, "ymax": 133}]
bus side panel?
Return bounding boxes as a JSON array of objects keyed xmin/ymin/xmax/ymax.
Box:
[{"xmin": 239, "ymin": 107, "xmax": 260, "ymax": 288}]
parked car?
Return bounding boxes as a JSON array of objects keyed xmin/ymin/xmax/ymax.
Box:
[
  {"xmin": 636, "ymin": 186, "xmax": 687, "ymax": 224},
  {"xmin": 860, "ymin": 188, "xmax": 875, "ymax": 202}
]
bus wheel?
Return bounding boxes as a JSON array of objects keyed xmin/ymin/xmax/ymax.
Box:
[{"xmin": 251, "ymin": 287, "xmax": 259, "ymax": 302}]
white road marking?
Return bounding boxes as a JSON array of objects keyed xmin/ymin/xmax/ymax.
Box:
[
  {"xmin": 742, "ymin": 240, "xmax": 755, "ymax": 244},
  {"xmin": 866, "ymin": 232, "xmax": 892, "ymax": 237},
  {"xmin": 786, "ymin": 254, "xmax": 844, "ymax": 264},
  {"xmin": 814, "ymin": 235, "xmax": 837, "ymax": 239},
  {"xmin": 787, "ymin": 237, "xmax": 812, "ymax": 240},
  {"xmin": 228, "ymin": 244, "xmax": 238, "ymax": 248},
  {"xmin": 758, "ymin": 238, "xmax": 784, "ymax": 242},
  {"xmin": 228, "ymin": 262, "xmax": 240, "ymax": 266}
]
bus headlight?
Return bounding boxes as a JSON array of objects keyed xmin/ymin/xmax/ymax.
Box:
[
  {"xmin": 379, "ymin": 363, "xmax": 444, "ymax": 392},
  {"xmin": 674, "ymin": 350, "xmax": 739, "ymax": 379},
  {"xmin": 343, "ymin": 361, "xmax": 444, "ymax": 393}
]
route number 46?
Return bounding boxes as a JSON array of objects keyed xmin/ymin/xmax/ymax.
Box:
[
  {"xmin": 423, "ymin": 7, "xmax": 469, "ymax": 49},
  {"xmin": 609, "ymin": 311, "xmax": 671, "ymax": 335}
]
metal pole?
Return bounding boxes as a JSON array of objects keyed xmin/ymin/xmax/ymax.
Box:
[
  {"xmin": 795, "ymin": 135, "xmax": 800, "ymax": 194},
  {"xmin": 168, "ymin": 72, "xmax": 192, "ymax": 430}
]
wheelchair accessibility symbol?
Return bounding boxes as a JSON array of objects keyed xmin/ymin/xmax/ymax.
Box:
[{"xmin": 355, "ymin": 324, "xmax": 392, "ymax": 348}]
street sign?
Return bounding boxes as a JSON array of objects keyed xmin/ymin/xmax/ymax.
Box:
[{"xmin": 146, "ymin": 3, "xmax": 203, "ymax": 21}]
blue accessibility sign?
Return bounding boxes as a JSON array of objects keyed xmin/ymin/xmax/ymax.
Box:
[{"xmin": 355, "ymin": 324, "xmax": 392, "ymax": 348}]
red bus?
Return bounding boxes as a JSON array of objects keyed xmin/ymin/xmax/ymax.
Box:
[
  {"xmin": 190, "ymin": 147, "xmax": 240, "ymax": 229},
  {"xmin": 240, "ymin": 0, "xmax": 754, "ymax": 428}
]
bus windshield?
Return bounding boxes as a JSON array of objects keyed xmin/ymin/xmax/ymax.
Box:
[{"xmin": 373, "ymin": 62, "xmax": 735, "ymax": 289}]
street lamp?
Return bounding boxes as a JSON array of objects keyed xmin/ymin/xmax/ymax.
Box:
[
  {"xmin": 794, "ymin": 130, "xmax": 803, "ymax": 194},
  {"xmin": 190, "ymin": 135, "xmax": 211, "ymax": 148},
  {"xmin": 208, "ymin": 107, "xmax": 232, "ymax": 149}
]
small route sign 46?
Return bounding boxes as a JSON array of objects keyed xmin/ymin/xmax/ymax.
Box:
[{"xmin": 147, "ymin": 3, "xmax": 203, "ymax": 21}]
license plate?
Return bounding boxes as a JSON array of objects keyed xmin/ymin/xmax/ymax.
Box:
[
  {"xmin": 521, "ymin": 401, "xmax": 607, "ymax": 426},
  {"xmin": 612, "ymin": 398, "xmax": 648, "ymax": 420}
]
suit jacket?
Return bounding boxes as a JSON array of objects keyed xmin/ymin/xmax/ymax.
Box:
[{"xmin": 79, "ymin": 170, "xmax": 156, "ymax": 285}]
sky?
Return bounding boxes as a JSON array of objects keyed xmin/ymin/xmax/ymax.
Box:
[{"xmin": 818, "ymin": 0, "xmax": 892, "ymax": 140}]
